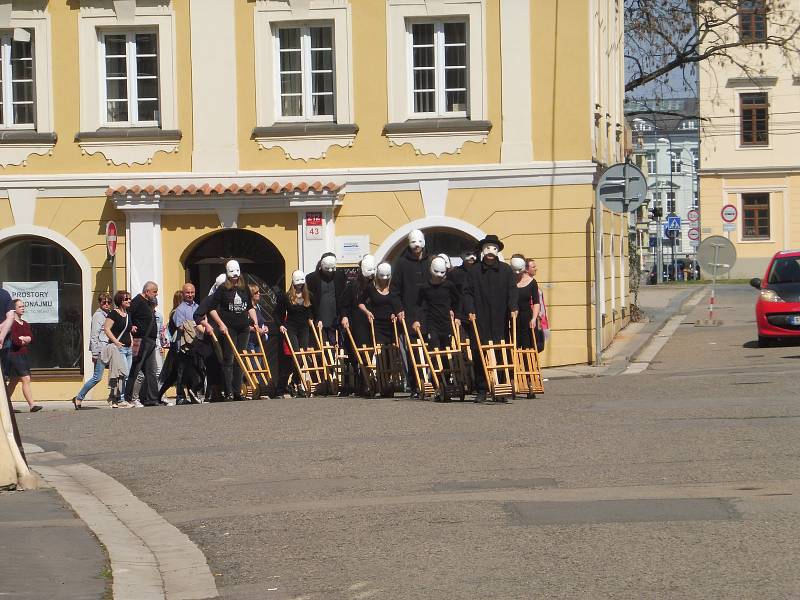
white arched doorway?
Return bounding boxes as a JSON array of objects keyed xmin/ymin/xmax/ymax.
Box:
[
  {"xmin": 374, "ymin": 217, "xmax": 486, "ymax": 263},
  {"xmin": 0, "ymin": 226, "xmax": 93, "ymax": 379}
]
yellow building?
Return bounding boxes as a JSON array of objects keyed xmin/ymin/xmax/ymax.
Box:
[
  {"xmin": 0, "ymin": 0, "xmax": 628, "ymax": 399},
  {"xmin": 699, "ymin": 4, "xmax": 799, "ymax": 278}
]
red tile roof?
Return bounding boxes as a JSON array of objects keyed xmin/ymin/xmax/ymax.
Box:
[{"xmin": 106, "ymin": 181, "xmax": 341, "ymax": 198}]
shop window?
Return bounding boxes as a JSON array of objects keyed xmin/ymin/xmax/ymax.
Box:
[{"xmin": 0, "ymin": 237, "xmax": 82, "ymax": 371}]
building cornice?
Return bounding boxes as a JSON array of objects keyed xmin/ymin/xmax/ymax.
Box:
[{"xmin": 700, "ymin": 165, "xmax": 800, "ymax": 176}]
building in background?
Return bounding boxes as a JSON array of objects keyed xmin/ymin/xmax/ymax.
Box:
[
  {"xmin": 0, "ymin": 1, "xmax": 627, "ymax": 398},
  {"xmin": 699, "ymin": 2, "xmax": 798, "ymax": 278},
  {"xmin": 625, "ymin": 98, "xmax": 700, "ymax": 277}
]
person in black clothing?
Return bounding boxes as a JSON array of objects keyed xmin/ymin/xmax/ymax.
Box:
[
  {"xmin": 255, "ymin": 283, "xmax": 290, "ymax": 398},
  {"xmin": 306, "ymin": 252, "xmax": 347, "ymax": 347},
  {"xmin": 340, "ymin": 255, "xmax": 377, "ymax": 395},
  {"xmin": 208, "ymin": 260, "xmax": 258, "ymax": 401},
  {"xmin": 510, "ymin": 254, "xmax": 540, "ymax": 350},
  {"xmin": 193, "ymin": 294, "xmax": 223, "ymax": 401},
  {"xmin": 277, "ymin": 270, "xmax": 314, "ymax": 395},
  {"xmin": 463, "ymin": 235, "xmax": 518, "ymax": 403},
  {"xmin": 359, "ymin": 262, "xmax": 403, "ymax": 344},
  {"xmin": 411, "ymin": 256, "xmax": 461, "ymax": 350},
  {"xmin": 392, "ymin": 229, "xmax": 429, "ymax": 394},
  {"xmin": 124, "ymin": 281, "xmax": 161, "ymax": 406}
]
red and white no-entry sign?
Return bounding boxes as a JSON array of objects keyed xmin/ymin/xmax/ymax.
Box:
[
  {"xmin": 106, "ymin": 221, "xmax": 118, "ymax": 257},
  {"xmin": 688, "ymin": 227, "xmax": 700, "ymax": 241},
  {"xmin": 721, "ymin": 204, "xmax": 738, "ymax": 223}
]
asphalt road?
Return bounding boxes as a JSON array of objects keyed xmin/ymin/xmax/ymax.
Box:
[{"xmin": 19, "ymin": 284, "xmax": 800, "ymax": 599}]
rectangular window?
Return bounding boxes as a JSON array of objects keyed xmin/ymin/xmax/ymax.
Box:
[
  {"xmin": 275, "ymin": 24, "xmax": 334, "ymax": 120},
  {"xmin": 666, "ymin": 192, "xmax": 675, "ymax": 214},
  {"xmin": 0, "ymin": 31, "xmax": 35, "ymax": 127},
  {"xmin": 739, "ymin": 0, "xmax": 767, "ymax": 43},
  {"xmin": 410, "ymin": 20, "xmax": 468, "ymax": 117},
  {"xmin": 742, "ymin": 193, "xmax": 770, "ymax": 239},
  {"xmin": 101, "ymin": 31, "xmax": 160, "ymax": 126},
  {"xmin": 740, "ymin": 92, "xmax": 768, "ymax": 146},
  {"xmin": 670, "ymin": 153, "xmax": 682, "ymax": 173},
  {"xmin": 646, "ymin": 151, "xmax": 656, "ymax": 174}
]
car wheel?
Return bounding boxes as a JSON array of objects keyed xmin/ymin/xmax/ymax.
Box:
[{"xmin": 758, "ymin": 335, "xmax": 772, "ymax": 348}]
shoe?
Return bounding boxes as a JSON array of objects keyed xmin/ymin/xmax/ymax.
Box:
[
  {"xmin": 232, "ymin": 394, "xmax": 246, "ymax": 402},
  {"xmin": 474, "ymin": 391, "xmax": 487, "ymax": 404},
  {"xmin": 161, "ymin": 399, "xmax": 175, "ymax": 406},
  {"xmin": 281, "ymin": 393, "xmax": 292, "ymax": 399},
  {"xmin": 132, "ymin": 400, "xmax": 145, "ymax": 408},
  {"xmin": 71, "ymin": 397, "xmax": 82, "ymax": 410},
  {"xmin": 113, "ymin": 401, "xmax": 132, "ymax": 408},
  {"xmin": 30, "ymin": 405, "xmax": 42, "ymax": 412},
  {"xmin": 175, "ymin": 397, "xmax": 189, "ymax": 406}
]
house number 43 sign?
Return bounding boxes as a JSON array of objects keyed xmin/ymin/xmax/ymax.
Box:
[{"xmin": 305, "ymin": 212, "xmax": 323, "ymax": 240}]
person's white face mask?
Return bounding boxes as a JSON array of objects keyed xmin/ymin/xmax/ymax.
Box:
[
  {"xmin": 361, "ymin": 255, "xmax": 377, "ymax": 278},
  {"xmin": 510, "ymin": 257, "xmax": 526, "ymax": 274},
  {"xmin": 437, "ymin": 253, "xmax": 451, "ymax": 270},
  {"xmin": 408, "ymin": 229, "xmax": 425, "ymax": 252},
  {"xmin": 481, "ymin": 244, "xmax": 499, "ymax": 260},
  {"xmin": 321, "ymin": 255, "xmax": 337, "ymax": 273},
  {"xmin": 377, "ymin": 262, "xmax": 392, "ymax": 281},
  {"xmin": 430, "ymin": 257, "xmax": 448, "ymax": 279},
  {"xmin": 226, "ymin": 260, "xmax": 241, "ymax": 279},
  {"xmin": 292, "ymin": 270, "xmax": 306, "ymax": 286}
]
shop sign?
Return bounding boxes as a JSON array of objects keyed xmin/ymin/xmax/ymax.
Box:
[
  {"xmin": 2, "ymin": 281, "xmax": 59, "ymax": 323},
  {"xmin": 305, "ymin": 212, "xmax": 323, "ymax": 240}
]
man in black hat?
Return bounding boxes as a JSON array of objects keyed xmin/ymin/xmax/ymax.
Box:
[{"xmin": 463, "ymin": 234, "xmax": 518, "ymax": 402}]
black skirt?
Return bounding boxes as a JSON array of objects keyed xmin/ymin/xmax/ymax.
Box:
[{"xmin": 7, "ymin": 353, "xmax": 30, "ymax": 378}]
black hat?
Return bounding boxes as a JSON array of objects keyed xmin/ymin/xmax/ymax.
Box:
[{"xmin": 477, "ymin": 234, "xmax": 504, "ymax": 252}]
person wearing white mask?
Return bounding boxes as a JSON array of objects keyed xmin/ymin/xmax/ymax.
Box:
[
  {"xmin": 276, "ymin": 270, "xmax": 314, "ymax": 395},
  {"xmin": 463, "ymin": 235, "xmax": 518, "ymax": 403},
  {"xmin": 339, "ymin": 255, "xmax": 378, "ymax": 395},
  {"xmin": 306, "ymin": 252, "xmax": 347, "ymax": 346},
  {"xmin": 411, "ymin": 256, "xmax": 461, "ymax": 351},
  {"xmin": 208, "ymin": 260, "xmax": 259, "ymax": 401},
  {"xmin": 359, "ymin": 262, "xmax": 402, "ymax": 344},
  {"xmin": 510, "ymin": 254, "xmax": 540, "ymax": 351}
]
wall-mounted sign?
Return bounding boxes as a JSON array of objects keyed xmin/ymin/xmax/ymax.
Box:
[
  {"xmin": 106, "ymin": 220, "xmax": 118, "ymax": 257},
  {"xmin": 335, "ymin": 235, "xmax": 370, "ymax": 264},
  {"xmin": 2, "ymin": 281, "xmax": 59, "ymax": 323},
  {"xmin": 305, "ymin": 212, "xmax": 323, "ymax": 240}
]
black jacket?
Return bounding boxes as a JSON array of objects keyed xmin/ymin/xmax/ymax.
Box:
[
  {"xmin": 463, "ymin": 259, "xmax": 518, "ymax": 342},
  {"xmin": 306, "ymin": 269, "xmax": 347, "ymax": 323},
  {"xmin": 391, "ymin": 248, "xmax": 430, "ymax": 316}
]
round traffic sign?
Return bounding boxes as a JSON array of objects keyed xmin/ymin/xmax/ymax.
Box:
[
  {"xmin": 106, "ymin": 221, "xmax": 118, "ymax": 257},
  {"xmin": 697, "ymin": 235, "xmax": 737, "ymax": 275},
  {"xmin": 721, "ymin": 204, "xmax": 738, "ymax": 223},
  {"xmin": 687, "ymin": 227, "xmax": 700, "ymax": 241},
  {"xmin": 596, "ymin": 163, "xmax": 648, "ymax": 214},
  {"xmin": 687, "ymin": 209, "xmax": 700, "ymax": 223}
]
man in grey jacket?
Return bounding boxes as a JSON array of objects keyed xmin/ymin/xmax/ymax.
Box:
[{"xmin": 72, "ymin": 293, "xmax": 112, "ymax": 406}]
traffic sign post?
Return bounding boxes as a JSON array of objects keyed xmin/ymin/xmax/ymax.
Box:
[
  {"xmin": 688, "ymin": 227, "xmax": 700, "ymax": 242},
  {"xmin": 106, "ymin": 221, "xmax": 118, "ymax": 297},
  {"xmin": 721, "ymin": 204, "xmax": 738, "ymax": 223},
  {"xmin": 687, "ymin": 208, "xmax": 700, "ymax": 223},
  {"xmin": 696, "ymin": 236, "xmax": 737, "ymax": 327}
]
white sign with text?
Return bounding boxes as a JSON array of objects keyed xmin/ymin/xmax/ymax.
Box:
[{"xmin": 3, "ymin": 281, "xmax": 59, "ymax": 323}]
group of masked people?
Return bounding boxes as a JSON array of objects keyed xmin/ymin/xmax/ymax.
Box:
[{"xmin": 75, "ymin": 230, "xmax": 547, "ymax": 405}]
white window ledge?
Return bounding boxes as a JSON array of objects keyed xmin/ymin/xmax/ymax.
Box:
[
  {"xmin": 383, "ymin": 119, "xmax": 491, "ymax": 156},
  {"xmin": 75, "ymin": 128, "xmax": 181, "ymax": 166},
  {"xmin": 0, "ymin": 131, "xmax": 56, "ymax": 166},
  {"xmin": 252, "ymin": 123, "xmax": 358, "ymax": 160}
]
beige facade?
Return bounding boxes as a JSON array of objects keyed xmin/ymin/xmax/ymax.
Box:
[
  {"xmin": 699, "ymin": 2, "xmax": 800, "ymax": 277},
  {"xmin": 0, "ymin": 0, "xmax": 628, "ymax": 399}
]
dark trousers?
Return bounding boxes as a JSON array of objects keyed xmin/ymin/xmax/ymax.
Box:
[
  {"xmin": 222, "ymin": 326, "xmax": 249, "ymax": 398},
  {"xmin": 124, "ymin": 338, "xmax": 159, "ymax": 404}
]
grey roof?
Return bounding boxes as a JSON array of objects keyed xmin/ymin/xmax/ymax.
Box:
[{"xmin": 624, "ymin": 97, "xmax": 699, "ymax": 133}]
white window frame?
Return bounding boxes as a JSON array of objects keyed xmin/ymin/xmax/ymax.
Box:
[
  {"xmin": 272, "ymin": 22, "xmax": 336, "ymax": 123},
  {"xmin": 387, "ymin": 0, "xmax": 486, "ymax": 124},
  {"xmin": 406, "ymin": 19, "xmax": 468, "ymax": 119},
  {"xmin": 99, "ymin": 30, "xmax": 160, "ymax": 128},
  {"xmin": 78, "ymin": 3, "xmax": 178, "ymax": 132},
  {"xmin": 255, "ymin": 1, "xmax": 353, "ymax": 127},
  {"xmin": 0, "ymin": 31, "xmax": 36, "ymax": 129}
]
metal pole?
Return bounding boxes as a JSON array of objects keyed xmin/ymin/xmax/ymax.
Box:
[
  {"xmin": 594, "ymin": 191, "xmax": 603, "ymax": 366},
  {"xmin": 656, "ymin": 207, "xmax": 663, "ymax": 284},
  {"xmin": 709, "ymin": 243, "xmax": 720, "ymax": 321},
  {"xmin": 111, "ymin": 253, "xmax": 117, "ymax": 298}
]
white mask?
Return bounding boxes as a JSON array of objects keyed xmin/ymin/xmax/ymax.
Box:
[
  {"xmin": 481, "ymin": 244, "xmax": 500, "ymax": 260},
  {"xmin": 292, "ymin": 270, "xmax": 306, "ymax": 286},
  {"xmin": 361, "ymin": 255, "xmax": 377, "ymax": 278},
  {"xmin": 462, "ymin": 251, "xmax": 478, "ymax": 263},
  {"xmin": 408, "ymin": 229, "xmax": 425, "ymax": 252},
  {"xmin": 225, "ymin": 260, "xmax": 241, "ymax": 279},
  {"xmin": 320, "ymin": 255, "xmax": 337, "ymax": 273},
  {"xmin": 377, "ymin": 262, "xmax": 392, "ymax": 280},
  {"xmin": 510, "ymin": 257, "xmax": 526, "ymax": 274},
  {"xmin": 437, "ymin": 253, "xmax": 451, "ymax": 270},
  {"xmin": 430, "ymin": 257, "xmax": 448, "ymax": 278}
]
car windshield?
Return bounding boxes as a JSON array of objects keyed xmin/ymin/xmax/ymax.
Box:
[{"xmin": 768, "ymin": 257, "xmax": 800, "ymax": 284}]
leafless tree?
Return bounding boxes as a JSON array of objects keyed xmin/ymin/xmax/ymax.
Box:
[{"xmin": 626, "ymin": 0, "xmax": 800, "ymax": 94}]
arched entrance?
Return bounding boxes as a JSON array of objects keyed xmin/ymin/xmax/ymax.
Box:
[
  {"xmin": 383, "ymin": 227, "xmax": 478, "ymax": 264},
  {"xmin": 183, "ymin": 230, "xmax": 286, "ymax": 297}
]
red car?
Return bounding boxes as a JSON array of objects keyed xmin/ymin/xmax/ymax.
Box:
[{"xmin": 750, "ymin": 249, "xmax": 800, "ymax": 347}]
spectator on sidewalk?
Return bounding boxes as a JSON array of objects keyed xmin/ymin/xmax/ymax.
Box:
[
  {"xmin": 0, "ymin": 285, "xmax": 15, "ymax": 381},
  {"xmin": 6, "ymin": 299, "xmax": 41, "ymax": 413},
  {"xmin": 103, "ymin": 291, "xmax": 133, "ymax": 408},
  {"xmin": 72, "ymin": 293, "xmax": 112, "ymax": 408},
  {"xmin": 124, "ymin": 281, "xmax": 161, "ymax": 407},
  {"xmin": 157, "ymin": 283, "xmax": 199, "ymax": 405}
]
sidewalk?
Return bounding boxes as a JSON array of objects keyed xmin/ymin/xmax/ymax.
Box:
[
  {"xmin": 541, "ymin": 284, "xmax": 708, "ymax": 380},
  {"xmin": 0, "ymin": 446, "xmax": 109, "ymax": 600}
]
